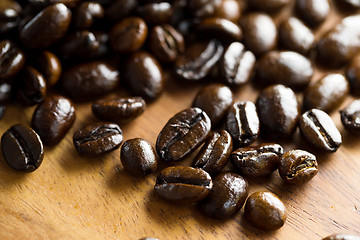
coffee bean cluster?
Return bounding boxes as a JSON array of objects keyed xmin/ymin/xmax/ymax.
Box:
[{"xmin": 0, "ymin": 0, "xmax": 360, "ymax": 238}]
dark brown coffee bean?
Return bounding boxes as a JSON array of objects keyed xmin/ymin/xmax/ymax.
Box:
[
  {"xmin": 137, "ymin": 2, "xmax": 173, "ymax": 25},
  {"xmin": 255, "ymin": 51, "xmax": 313, "ymax": 90},
  {"xmin": 188, "ymin": 0, "xmax": 222, "ymax": 18},
  {"xmin": 214, "ymin": 0, "xmax": 242, "ymax": 23},
  {"xmin": 303, "ymin": 74, "xmax": 349, "ymax": 112},
  {"xmin": 299, "ymin": 109, "xmax": 342, "ymax": 152},
  {"xmin": 346, "ymin": 56, "xmax": 360, "ymax": 95},
  {"xmin": 256, "ymin": 84, "xmax": 299, "ymax": 139},
  {"xmin": 123, "ymin": 51, "xmax": 164, "ymax": 100},
  {"xmin": 340, "ymin": 100, "xmax": 360, "ymax": 132},
  {"xmin": 278, "ymin": 149, "xmax": 318, "ymax": 185},
  {"xmin": 154, "ymin": 166, "xmax": 213, "ymax": 203},
  {"xmin": 296, "ymin": 0, "xmax": 330, "ymax": 27},
  {"xmin": 197, "ymin": 17, "xmax": 242, "ymax": 42},
  {"xmin": 19, "ymin": 3, "xmax": 72, "ymax": 49},
  {"xmin": 73, "ymin": 1, "xmax": 104, "ymax": 30},
  {"xmin": 156, "ymin": 107, "xmax": 211, "ymax": 161},
  {"xmin": 322, "ymin": 234, "xmax": 360, "ymax": 240},
  {"xmin": 0, "ymin": 104, "xmax": 5, "ymax": 119},
  {"xmin": 193, "ymin": 84, "xmax": 233, "ymax": 126},
  {"xmin": 1, "ymin": 124, "xmax": 44, "ymax": 172},
  {"xmin": 248, "ymin": 0, "xmax": 290, "ymax": 12},
  {"xmin": 121, "ymin": 138, "xmax": 157, "ymax": 176},
  {"xmin": 27, "ymin": 0, "xmax": 81, "ymax": 9},
  {"xmin": 0, "ymin": 0, "xmax": 21, "ymax": 34},
  {"xmin": 92, "ymin": 97, "xmax": 146, "ymax": 123},
  {"xmin": 279, "ymin": 17, "xmax": 315, "ymax": 55},
  {"xmin": 105, "ymin": 0, "xmax": 137, "ymax": 22},
  {"xmin": 0, "ymin": 40, "xmax": 25, "ymax": 81},
  {"xmin": 0, "ymin": 82, "xmax": 12, "ymax": 103},
  {"xmin": 200, "ymin": 172, "xmax": 248, "ymax": 218},
  {"xmin": 31, "ymin": 95, "xmax": 76, "ymax": 146},
  {"xmin": 73, "ymin": 122, "xmax": 123, "ymax": 156},
  {"xmin": 33, "ymin": 51, "xmax": 62, "ymax": 87},
  {"xmin": 230, "ymin": 143, "xmax": 283, "ymax": 177},
  {"xmin": 226, "ymin": 101, "xmax": 260, "ymax": 146},
  {"xmin": 240, "ymin": 13, "xmax": 277, "ymax": 56},
  {"xmin": 219, "ymin": 42, "xmax": 255, "ymax": 87},
  {"xmin": 61, "ymin": 61, "xmax": 120, "ymax": 101},
  {"xmin": 175, "ymin": 40, "xmax": 224, "ymax": 81},
  {"xmin": 244, "ymin": 191, "xmax": 287, "ymax": 231},
  {"xmin": 193, "ymin": 130, "xmax": 233, "ymax": 175}
]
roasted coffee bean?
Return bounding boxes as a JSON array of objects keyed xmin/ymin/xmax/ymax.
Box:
[
  {"xmin": 279, "ymin": 17, "xmax": 315, "ymax": 55},
  {"xmin": 1, "ymin": 124, "xmax": 44, "ymax": 172},
  {"xmin": 0, "ymin": 104, "xmax": 5, "ymax": 119},
  {"xmin": 278, "ymin": 149, "xmax": 318, "ymax": 185},
  {"xmin": 193, "ymin": 84, "xmax": 233, "ymax": 126},
  {"xmin": 0, "ymin": 82, "xmax": 12, "ymax": 103},
  {"xmin": 244, "ymin": 191, "xmax": 287, "ymax": 231},
  {"xmin": 256, "ymin": 84, "xmax": 299, "ymax": 139},
  {"xmin": 175, "ymin": 40, "xmax": 224, "ymax": 81},
  {"xmin": 299, "ymin": 109, "xmax": 342, "ymax": 152},
  {"xmin": 27, "ymin": 0, "xmax": 81, "ymax": 8},
  {"xmin": 193, "ymin": 130, "xmax": 233, "ymax": 175},
  {"xmin": 19, "ymin": 3, "xmax": 72, "ymax": 49},
  {"xmin": 296, "ymin": 0, "xmax": 330, "ymax": 27},
  {"xmin": 0, "ymin": 0, "xmax": 22, "ymax": 34},
  {"xmin": 123, "ymin": 51, "xmax": 164, "ymax": 100},
  {"xmin": 219, "ymin": 42, "xmax": 255, "ymax": 87},
  {"xmin": 148, "ymin": 24, "xmax": 185, "ymax": 63},
  {"xmin": 322, "ymin": 234, "xmax": 360, "ymax": 240},
  {"xmin": 316, "ymin": 15, "xmax": 360, "ymax": 68},
  {"xmin": 346, "ymin": 56, "xmax": 360, "ymax": 95},
  {"xmin": 73, "ymin": 122, "xmax": 123, "ymax": 156},
  {"xmin": 31, "ymin": 95, "xmax": 76, "ymax": 146},
  {"xmin": 240, "ymin": 13, "xmax": 277, "ymax": 56},
  {"xmin": 156, "ymin": 107, "xmax": 211, "ymax": 161},
  {"xmin": 214, "ymin": 0, "xmax": 242, "ymax": 23},
  {"xmin": 110, "ymin": 17, "xmax": 148, "ymax": 53},
  {"xmin": 73, "ymin": 1, "xmax": 104, "ymax": 30},
  {"xmin": 188, "ymin": 0, "xmax": 222, "ymax": 18},
  {"xmin": 255, "ymin": 51, "xmax": 313, "ymax": 90},
  {"xmin": 121, "ymin": 138, "xmax": 157, "ymax": 176},
  {"xmin": 137, "ymin": 2, "xmax": 173, "ymax": 25},
  {"xmin": 200, "ymin": 172, "xmax": 248, "ymax": 218},
  {"xmin": 197, "ymin": 17, "xmax": 242, "ymax": 42},
  {"xmin": 92, "ymin": 97, "xmax": 146, "ymax": 123},
  {"xmin": 248, "ymin": 0, "xmax": 290, "ymax": 12},
  {"xmin": 303, "ymin": 74, "xmax": 349, "ymax": 112},
  {"xmin": 33, "ymin": 51, "xmax": 61, "ymax": 87},
  {"xmin": 340, "ymin": 100, "xmax": 360, "ymax": 132},
  {"xmin": 61, "ymin": 61, "xmax": 120, "ymax": 101},
  {"xmin": 230, "ymin": 143, "xmax": 283, "ymax": 177},
  {"xmin": 226, "ymin": 101, "xmax": 259, "ymax": 146},
  {"xmin": 105, "ymin": 0, "xmax": 137, "ymax": 22},
  {"xmin": 154, "ymin": 166, "xmax": 213, "ymax": 202},
  {"xmin": 0, "ymin": 40, "xmax": 25, "ymax": 81}
]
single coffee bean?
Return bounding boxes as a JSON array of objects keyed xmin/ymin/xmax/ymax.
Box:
[
  {"xmin": 244, "ymin": 191, "xmax": 287, "ymax": 231},
  {"xmin": 137, "ymin": 2, "xmax": 173, "ymax": 25},
  {"xmin": 219, "ymin": 42, "xmax": 255, "ymax": 87},
  {"xmin": 121, "ymin": 138, "xmax": 157, "ymax": 177},
  {"xmin": 0, "ymin": 40, "xmax": 25, "ymax": 81},
  {"xmin": 197, "ymin": 17, "xmax": 242, "ymax": 42},
  {"xmin": 0, "ymin": 82, "xmax": 12, "ymax": 103},
  {"xmin": 0, "ymin": 0, "xmax": 22, "ymax": 34},
  {"xmin": 248, "ymin": 0, "xmax": 290, "ymax": 12},
  {"xmin": 346, "ymin": 56, "xmax": 360, "ymax": 95},
  {"xmin": 33, "ymin": 51, "xmax": 61, "ymax": 88},
  {"xmin": 1, "ymin": 124, "xmax": 44, "ymax": 172},
  {"xmin": 214, "ymin": 0, "xmax": 242, "ymax": 23},
  {"xmin": 230, "ymin": 143, "xmax": 283, "ymax": 177},
  {"xmin": 322, "ymin": 234, "xmax": 360, "ymax": 240},
  {"xmin": 156, "ymin": 107, "xmax": 211, "ymax": 161},
  {"xmin": 303, "ymin": 74, "xmax": 349, "ymax": 112},
  {"xmin": 73, "ymin": 122, "xmax": 123, "ymax": 156},
  {"xmin": 226, "ymin": 101, "xmax": 260, "ymax": 146},
  {"xmin": 200, "ymin": 172, "xmax": 248, "ymax": 218},
  {"xmin": 154, "ymin": 166, "xmax": 213, "ymax": 203},
  {"xmin": 31, "ymin": 95, "xmax": 76, "ymax": 146},
  {"xmin": 19, "ymin": 3, "xmax": 72, "ymax": 49},
  {"xmin": 278, "ymin": 149, "xmax": 318, "ymax": 185},
  {"xmin": 73, "ymin": 1, "xmax": 104, "ymax": 30},
  {"xmin": 105, "ymin": 0, "xmax": 137, "ymax": 22},
  {"xmin": 255, "ymin": 51, "xmax": 313, "ymax": 90},
  {"xmin": 299, "ymin": 109, "xmax": 342, "ymax": 152},
  {"xmin": 187, "ymin": 0, "xmax": 222, "ymax": 18},
  {"xmin": 193, "ymin": 130, "xmax": 233, "ymax": 175},
  {"xmin": 340, "ymin": 100, "xmax": 360, "ymax": 132},
  {"xmin": 296, "ymin": 0, "xmax": 330, "ymax": 27},
  {"xmin": 256, "ymin": 84, "xmax": 299, "ymax": 139},
  {"xmin": 192, "ymin": 84, "xmax": 233, "ymax": 126}
]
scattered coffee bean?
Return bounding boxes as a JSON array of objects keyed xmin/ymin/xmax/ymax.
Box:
[
  {"xmin": 105, "ymin": 0, "xmax": 137, "ymax": 22},
  {"xmin": 0, "ymin": 40, "xmax": 25, "ymax": 81},
  {"xmin": 73, "ymin": 1, "xmax": 104, "ymax": 30},
  {"xmin": 33, "ymin": 51, "xmax": 62, "ymax": 87},
  {"xmin": 0, "ymin": 0, "xmax": 22, "ymax": 34},
  {"xmin": 0, "ymin": 82, "xmax": 12, "ymax": 103},
  {"xmin": 340, "ymin": 100, "xmax": 360, "ymax": 132},
  {"xmin": 248, "ymin": 0, "xmax": 290, "ymax": 12},
  {"xmin": 322, "ymin": 234, "xmax": 360, "ymax": 240},
  {"xmin": 296, "ymin": 0, "xmax": 330, "ymax": 27},
  {"xmin": 197, "ymin": 17, "xmax": 242, "ymax": 42},
  {"xmin": 346, "ymin": 56, "xmax": 360, "ymax": 95},
  {"xmin": 137, "ymin": 2, "xmax": 173, "ymax": 25},
  {"xmin": 214, "ymin": 0, "xmax": 242, "ymax": 23},
  {"xmin": 188, "ymin": 0, "xmax": 222, "ymax": 18}
]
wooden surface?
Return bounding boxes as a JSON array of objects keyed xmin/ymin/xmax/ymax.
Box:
[{"xmin": 1, "ymin": 2, "xmax": 360, "ymax": 240}]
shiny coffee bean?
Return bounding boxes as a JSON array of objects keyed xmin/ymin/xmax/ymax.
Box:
[
  {"xmin": 73, "ymin": 1, "xmax": 104, "ymax": 30},
  {"xmin": 200, "ymin": 172, "xmax": 248, "ymax": 218},
  {"xmin": 230, "ymin": 143, "xmax": 283, "ymax": 177},
  {"xmin": 220, "ymin": 42, "xmax": 255, "ymax": 87},
  {"xmin": 226, "ymin": 101, "xmax": 259, "ymax": 147},
  {"xmin": 248, "ymin": 0, "xmax": 290, "ymax": 12},
  {"xmin": 255, "ymin": 51, "xmax": 313, "ymax": 90},
  {"xmin": 256, "ymin": 84, "xmax": 299, "ymax": 139},
  {"xmin": 0, "ymin": 0, "xmax": 22, "ymax": 34},
  {"xmin": 1, "ymin": 124, "xmax": 44, "ymax": 172},
  {"xmin": 175, "ymin": 39, "xmax": 224, "ymax": 81},
  {"xmin": 0, "ymin": 40, "xmax": 25, "ymax": 81},
  {"xmin": 279, "ymin": 150, "xmax": 318, "ymax": 185},
  {"xmin": 296, "ymin": 0, "xmax": 330, "ymax": 27},
  {"xmin": 31, "ymin": 95, "xmax": 76, "ymax": 146},
  {"xmin": 346, "ymin": 56, "xmax": 360, "ymax": 95},
  {"xmin": 156, "ymin": 107, "xmax": 211, "ymax": 161},
  {"xmin": 61, "ymin": 61, "xmax": 120, "ymax": 101},
  {"xmin": 154, "ymin": 166, "xmax": 213, "ymax": 203},
  {"xmin": 33, "ymin": 51, "xmax": 61, "ymax": 87},
  {"xmin": 197, "ymin": 17, "xmax": 242, "ymax": 42},
  {"xmin": 137, "ymin": 2, "xmax": 173, "ymax": 25},
  {"xmin": 121, "ymin": 138, "xmax": 157, "ymax": 177},
  {"xmin": 240, "ymin": 13, "xmax": 277, "ymax": 56},
  {"xmin": 105, "ymin": 0, "xmax": 137, "ymax": 22},
  {"xmin": 110, "ymin": 17, "xmax": 148, "ymax": 53},
  {"xmin": 188, "ymin": 0, "xmax": 222, "ymax": 18},
  {"xmin": 19, "ymin": 3, "xmax": 72, "ymax": 49},
  {"xmin": 123, "ymin": 51, "xmax": 164, "ymax": 100},
  {"xmin": 340, "ymin": 100, "xmax": 360, "ymax": 132},
  {"xmin": 299, "ymin": 109, "xmax": 342, "ymax": 152},
  {"xmin": 244, "ymin": 191, "xmax": 287, "ymax": 231},
  {"xmin": 214, "ymin": 0, "xmax": 242, "ymax": 23},
  {"xmin": 0, "ymin": 82, "xmax": 11, "ymax": 103},
  {"xmin": 303, "ymin": 74, "xmax": 349, "ymax": 112},
  {"xmin": 73, "ymin": 122, "xmax": 123, "ymax": 156},
  {"xmin": 193, "ymin": 130, "xmax": 233, "ymax": 175},
  {"xmin": 322, "ymin": 234, "xmax": 360, "ymax": 240},
  {"xmin": 193, "ymin": 84, "xmax": 233, "ymax": 126}
]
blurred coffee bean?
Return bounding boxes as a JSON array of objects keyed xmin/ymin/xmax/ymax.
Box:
[
  {"xmin": 346, "ymin": 56, "xmax": 360, "ymax": 95},
  {"xmin": 248, "ymin": 0, "xmax": 290, "ymax": 12},
  {"xmin": 197, "ymin": 17, "xmax": 242, "ymax": 42},
  {"xmin": 137, "ymin": 2, "xmax": 173, "ymax": 25},
  {"xmin": 0, "ymin": 40, "xmax": 25, "ymax": 81},
  {"xmin": 73, "ymin": 1, "xmax": 104, "ymax": 30},
  {"xmin": 0, "ymin": 0, "xmax": 22, "ymax": 34},
  {"xmin": 0, "ymin": 105, "xmax": 5, "ymax": 119},
  {"xmin": 0, "ymin": 82, "xmax": 12, "ymax": 103},
  {"xmin": 33, "ymin": 51, "xmax": 62, "ymax": 87},
  {"xmin": 214, "ymin": 0, "xmax": 242, "ymax": 23},
  {"xmin": 296, "ymin": 0, "xmax": 330, "ymax": 28},
  {"xmin": 105, "ymin": 0, "xmax": 138, "ymax": 22},
  {"xmin": 322, "ymin": 234, "xmax": 360, "ymax": 240},
  {"xmin": 337, "ymin": 0, "xmax": 360, "ymax": 8},
  {"xmin": 340, "ymin": 100, "xmax": 360, "ymax": 132},
  {"xmin": 187, "ymin": 0, "xmax": 222, "ymax": 18}
]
